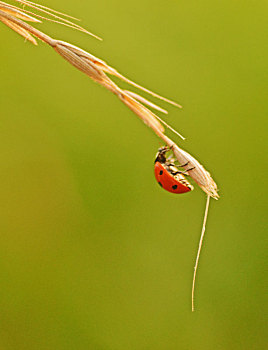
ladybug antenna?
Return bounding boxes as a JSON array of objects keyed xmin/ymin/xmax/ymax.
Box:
[{"xmin": 192, "ymin": 195, "xmax": 211, "ymax": 312}]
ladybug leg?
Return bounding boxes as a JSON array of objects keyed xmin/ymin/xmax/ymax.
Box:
[
  {"xmin": 171, "ymin": 170, "xmax": 185, "ymax": 175},
  {"xmin": 171, "ymin": 161, "xmax": 190, "ymax": 168},
  {"xmin": 185, "ymin": 167, "xmax": 195, "ymax": 171},
  {"xmin": 182, "ymin": 167, "xmax": 195, "ymax": 173},
  {"xmin": 172, "ymin": 167, "xmax": 195, "ymax": 176},
  {"xmin": 167, "ymin": 158, "xmax": 190, "ymax": 167},
  {"xmin": 181, "ymin": 167, "xmax": 196, "ymax": 176},
  {"xmin": 166, "ymin": 157, "xmax": 189, "ymax": 166},
  {"xmin": 179, "ymin": 161, "xmax": 190, "ymax": 167}
]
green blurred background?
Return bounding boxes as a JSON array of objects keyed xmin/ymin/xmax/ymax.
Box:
[{"xmin": 0, "ymin": 1, "xmax": 267, "ymax": 349}]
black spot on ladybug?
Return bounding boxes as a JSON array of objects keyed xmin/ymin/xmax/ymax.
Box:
[
  {"xmin": 158, "ymin": 182, "xmax": 163, "ymax": 187},
  {"xmin": 159, "ymin": 170, "xmax": 163, "ymax": 175},
  {"xmin": 172, "ymin": 185, "xmax": 178, "ymax": 190}
]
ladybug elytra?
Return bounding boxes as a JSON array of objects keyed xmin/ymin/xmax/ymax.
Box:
[{"xmin": 154, "ymin": 146, "xmax": 194, "ymax": 194}]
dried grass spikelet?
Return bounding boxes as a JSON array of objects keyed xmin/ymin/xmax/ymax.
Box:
[
  {"xmin": 0, "ymin": 1, "xmax": 40, "ymax": 44},
  {"xmin": 0, "ymin": 15, "xmax": 37, "ymax": 44},
  {"xmin": 0, "ymin": 2, "xmax": 40, "ymax": 22},
  {"xmin": 0, "ymin": 4, "xmax": 182, "ymax": 138},
  {"xmin": 1, "ymin": 0, "xmax": 101, "ymax": 38},
  {"xmin": 172, "ymin": 145, "xmax": 219, "ymax": 199}
]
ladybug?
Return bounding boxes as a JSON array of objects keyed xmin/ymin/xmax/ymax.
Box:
[{"xmin": 154, "ymin": 146, "xmax": 194, "ymax": 194}]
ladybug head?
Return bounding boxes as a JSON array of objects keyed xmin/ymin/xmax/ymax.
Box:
[{"xmin": 155, "ymin": 146, "xmax": 169, "ymax": 163}]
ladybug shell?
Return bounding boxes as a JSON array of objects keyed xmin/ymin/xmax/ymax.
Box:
[{"xmin": 154, "ymin": 161, "xmax": 193, "ymax": 194}]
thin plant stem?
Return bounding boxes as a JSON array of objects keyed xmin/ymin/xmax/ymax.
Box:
[{"xmin": 192, "ymin": 195, "xmax": 211, "ymax": 311}]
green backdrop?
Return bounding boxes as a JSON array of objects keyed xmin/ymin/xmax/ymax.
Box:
[{"xmin": 0, "ymin": 1, "xmax": 267, "ymax": 349}]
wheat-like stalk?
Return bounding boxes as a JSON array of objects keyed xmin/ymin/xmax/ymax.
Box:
[{"xmin": 0, "ymin": 0, "xmax": 220, "ymax": 311}]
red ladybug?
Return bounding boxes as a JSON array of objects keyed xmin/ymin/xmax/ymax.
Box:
[{"xmin": 154, "ymin": 146, "xmax": 194, "ymax": 194}]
